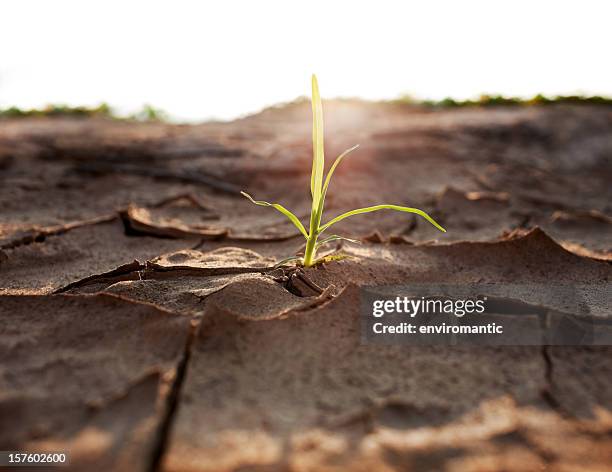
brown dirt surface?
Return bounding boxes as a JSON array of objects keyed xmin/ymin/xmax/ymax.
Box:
[{"xmin": 0, "ymin": 101, "xmax": 611, "ymax": 471}]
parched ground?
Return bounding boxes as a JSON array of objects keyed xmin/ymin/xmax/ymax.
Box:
[{"xmin": 0, "ymin": 101, "xmax": 611, "ymax": 471}]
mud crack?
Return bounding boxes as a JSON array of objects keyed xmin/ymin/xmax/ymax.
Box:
[
  {"xmin": 148, "ymin": 319, "xmax": 197, "ymax": 472},
  {"xmin": 272, "ymin": 267, "xmax": 325, "ymax": 298},
  {"xmin": 540, "ymin": 345, "xmax": 574, "ymax": 419}
]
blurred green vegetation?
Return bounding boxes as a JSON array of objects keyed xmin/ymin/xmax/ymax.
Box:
[
  {"xmin": 127, "ymin": 104, "xmax": 168, "ymax": 122},
  {"xmin": 0, "ymin": 103, "xmax": 169, "ymax": 121},
  {"xmin": 391, "ymin": 93, "xmax": 612, "ymax": 108},
  {"xmin": 0, "ymin": 103, "xmax": 113, "ymax": 118}
]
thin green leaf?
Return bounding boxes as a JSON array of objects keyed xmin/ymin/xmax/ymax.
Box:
[
  {"xmin": 310, "ymin": 74, "xmax": 324, "ymax": 210},
  {"xmin": 322, "ymin": 145, "xmax": 359, "ymax": 200},
  {"xmin": 319, "ymin": 205, "xmax": 446, "ymax": 233},
  {"xmin": 240, "ymin": 191, "xmax": 308, "ymax": 239},
  {"xmin": 273, "ymin": 256, "xmax": 302, "ymax": 269},
  {"xmin": 315, "ymin": 144, "xmax": 359, "ymax": 223},
  {"xmin": 315, "ymin": 234, "xmax": 361, "ymax": 250}
]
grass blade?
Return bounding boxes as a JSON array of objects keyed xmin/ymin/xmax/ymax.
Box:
[
  {"xmin": 315, "ymin": 234, "xmax": 361, "ymax": 249},
  {"xmin": 310, "ymin": 74, "xmax": 325, "ymax": 210},
  {"xmin": 320, "ymin": 204, "xmax": 446, "ymax": 233},
  {"xmin": 273, "ymin": 255, "xmax": 302, "ymax": 268},
  {"xmin": 241, "ymin": 191, "xmax": 308, "ymax": 238},
  {"xmin": 316, "ymin": 144, "xmax": 359, "ymax": 218},
  {"xmin": 322, "ymin": 145, "xmax": 359, "ymax": 199}
]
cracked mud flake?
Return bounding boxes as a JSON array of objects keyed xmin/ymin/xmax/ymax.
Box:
[
  {"xmin": 149, "ymin": 247, "xmax": 274, "ymax": 272},
  {"xmin": 162, "ymin": 285, "xmax": 611, "ymax": 471},
  {"xmin": 329, "ymin": 228, "xmax": 611, "ymax": 290},
  {"xmin": 64, "ymin": 248, "xmax": 325, "ymax": 317},
  {"xmin": 96, "ymin": 275, "xmax": 255, "ymax": 316},
  {"xmin": 122, "ymin": 205, "xmax": 226, "ymax": 239},
  {"xmin": 203, "ymin": 274, "xmax": 333, "ymax": 319},
  {"xmin": 122, "ymin": 194, "xmax": 306, "ymax": 241},
  {"xmin": 425, "ymin": 187, "xmax": 519, "ymax": 242},
  {"xmin": 78, "ymin": 273, "xmax": 327, "ymax": 319},
  {"xmin": 0, "ymin": 173, "xmax": 211, "ymax": 244},
  {"xmin": 0, "ymin": 293, "xmax": 190, "ymax": 471},
  {"xmin": 0, "ymin": 218, "xmax": 193, "ymax": 295},
  {"xmin": 0, "ymin": 214, "xmax": 116, "ymax": 250},
  {"xmin": 409, "ymin": 228, "xmax": 610, "ymax": 284},
  {"xmin": 539, "ymin": 210, "xmax": 612, "ymax": 260}
]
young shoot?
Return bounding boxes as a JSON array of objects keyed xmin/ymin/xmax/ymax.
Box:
[{"xmin": 242, "ymin": 75, "xmax": 446, "ymax": 267}]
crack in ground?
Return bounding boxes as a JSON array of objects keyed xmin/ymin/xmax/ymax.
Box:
[
  {"xmin": 540, "ymin": 344, "xmax": 574, "ymax": 419},
  {"xmin": 1, "ymin": 214, "xmax": 116, "ymax": 250},
  {"xmin": 53, "ymin": 262, "xmax": 279, "ymax": 294},
  {"xmin": 147, "ymin": 318, "xmax": 197, "ymax": 472},
  {"xmin": 272, "ymin": 267, "xmax": 325, "ymax": 298},
  {"xmin": 53, "ymin": 261, "xmax": 145, "ymax": 294}
]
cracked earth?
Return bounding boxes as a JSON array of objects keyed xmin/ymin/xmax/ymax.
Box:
[{"xmin": 1, "ymin": 101, "xmax": 611, "ymax": 471}]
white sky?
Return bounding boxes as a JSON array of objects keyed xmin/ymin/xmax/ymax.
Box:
[{"xmin": 1, "ymin": 0, "xmax": 611, "ymax": 121}]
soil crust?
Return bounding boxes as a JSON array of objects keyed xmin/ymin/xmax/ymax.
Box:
[{"xmin": 1, "ymin": 101, "xmax": 611, "ymax": 471}]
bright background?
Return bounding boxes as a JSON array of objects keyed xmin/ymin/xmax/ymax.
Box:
[{"xmin": 1, "ymin": 0, "xmax": 611, "ymax": 121}]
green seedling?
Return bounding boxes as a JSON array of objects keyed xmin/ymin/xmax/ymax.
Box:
[{"xmin": 242, "ymin": 75, "xmax": 446, "ymax": 268}]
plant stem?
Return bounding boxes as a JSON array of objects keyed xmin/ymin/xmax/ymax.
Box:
[{"xmin": 303, "ymin": 233, "xmax": 318, "ymax": 267}]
